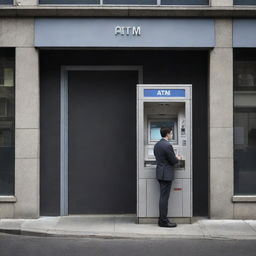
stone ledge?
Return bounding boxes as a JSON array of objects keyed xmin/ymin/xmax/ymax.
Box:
[
  {"xmin": 0, "ymin": 196, "xmax": 17, "ymax": 203},
  {"xmin": 233, "ymin": 196, "xmax": 256, "ymax": 203},
  {"xmin": 1, "ymin": 6, "xmax": 256, "ymax": 17}
]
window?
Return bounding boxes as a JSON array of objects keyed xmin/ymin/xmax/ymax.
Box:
[
  {"xmin": 161, "ymin": 0, "xmax": 208, "ymax": 4},
  {"xmin": 104, "ymin": 0, "xmax": 157, "ymax": 4},
  {"xmin": 234, "ymin": 0, "xmax": 256, "ymax": 5},
  {"xmin": 234, "ymin": 50, "xmax": 256, "ymax": 195},
  {"xmin": 39, "ymin": 0, "xmax": 209, "ymax": 5},
  {"xmin": 39, "ymin": 0, "xmax": 100, "ymax": 4},
  {"xmin": 0, "ymin": 48, "xmax": 15, "ymax": 195},
  {"xmin": 0, "ymin": 0, "xmax": 13, "ymax": 4}
]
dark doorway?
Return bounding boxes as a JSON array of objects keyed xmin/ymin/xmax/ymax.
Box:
[
  {"xmin": 68, "ymin": 70, "xmax": 137, "ymax": 214},
  {"xmin": 40, "ymin": 50, "xmax": 209, "ymax": 217}
]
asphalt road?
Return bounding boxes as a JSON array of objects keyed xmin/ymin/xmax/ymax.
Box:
[{"xmin": 0, "ymin": 233, "xmax": 256, "ymax": 256}]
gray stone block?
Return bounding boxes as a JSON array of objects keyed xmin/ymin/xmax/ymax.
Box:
[
  {"xmin": 15, "ymin": 129, "xmax": 39, "ymax": 159},
  {"xmin": 211, "ymin": 0, "xmax": 233, "ymax": 6},
  {"xmin": 234, "ymin": 204, "xmax": 256, "ymax": 219},
  {"xmin": 0, "ymin": 204, "xmax": 14, "ymax": 218},
  {"xmin": 215, "ymin": 19, "xmax": 232, "ymax": 48},
  {"xmin": 209, "ymin": 158, "xmax": 234, "ymax": 218},
  {"xmin": 209, "ymin": 47, "xmax": 233, "ymax": 128},
  {"xmin": 210, "ymin": 128, "xmax": 233, "ymax": 158},
  {"xmin": 19, "ymin": 0, "xmax": 38, "ymax": 5},
  {"xmin": 14, "ymin": 158, "xmax": 39, "ymax": 218},
  {"xmin": 15, "ymin": 47, "xmax": 39, "ymax": 129},
  {"xmin": 0, "ymin": 18, "xmax": 34, "ymax": 47}
]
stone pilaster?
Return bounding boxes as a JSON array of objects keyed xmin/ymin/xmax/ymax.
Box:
[{"xmin": 209, "ymin": 19, "xmax": 234, "ymax": 218}]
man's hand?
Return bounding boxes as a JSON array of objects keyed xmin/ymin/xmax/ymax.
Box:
[{"xmin": 176, "ymin": 154, "xmax": 182, "ymax": 160}]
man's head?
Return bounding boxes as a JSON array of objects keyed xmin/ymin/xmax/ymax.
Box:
[{"xmin": 160, "ymin": 127, "xmax": 173, "ymax": 140}]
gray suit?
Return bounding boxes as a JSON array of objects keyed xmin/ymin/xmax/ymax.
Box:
[{"xmin": 153, "ymin": 138, "xmax": 179, "ymax": 224}]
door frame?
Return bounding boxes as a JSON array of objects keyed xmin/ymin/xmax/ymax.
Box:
[{"xmin": 60, "ymin": 66, "xmax": 143, "ymax": 216}]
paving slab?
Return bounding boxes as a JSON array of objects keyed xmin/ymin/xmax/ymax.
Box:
[
  {"xmin": 199, "ymin": 220, "xmax": 256, "ymax": 238},
  {"xmin": 0, "ymin": 219, "xmax": 24, "ymax": 231},
  {"xmin": 114, "ymin": 217, "xmax": 204, "ymax": 237},
  {"xmin": 54, "ymin": 216, "xmax": 115, "ymax": 233},
  {"xmin": 21, "ymin": 217, "xmax": 60, "ymax": 232},
  {"xmin": 245, "ymin": 220, "xmax": 256, "ymax": 233}
]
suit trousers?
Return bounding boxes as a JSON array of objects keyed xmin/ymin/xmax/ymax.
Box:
[{"xmin": 158, "ymin": 179, "xmax": 173, "ymax": 223}]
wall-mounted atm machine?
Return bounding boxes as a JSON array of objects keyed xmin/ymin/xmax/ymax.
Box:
[{"xmin": 137, "ymin": 84, "xmax": 192, "ymax": 223}]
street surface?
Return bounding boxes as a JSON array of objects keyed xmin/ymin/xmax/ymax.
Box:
[{"xmin": 0, "ymin": 232, "xmax": 256, "ymax": 256}]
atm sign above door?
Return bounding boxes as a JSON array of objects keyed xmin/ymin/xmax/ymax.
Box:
[{"xmin": 144, "ymin": 89, "xmax": 185, "ymax": 98}]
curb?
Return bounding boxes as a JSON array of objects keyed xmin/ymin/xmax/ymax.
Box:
[
  {"xmin": 0, "ymin": 228, "xmax": 206, "ymax": 239},
  {"xmin": 1, "ymin": 228, "xmax": 256, "ymax": 241}
]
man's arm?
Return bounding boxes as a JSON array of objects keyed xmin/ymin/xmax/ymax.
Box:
[{"xmin": 165, "ymin": 144, "xmax": 179, "ymax": 165}]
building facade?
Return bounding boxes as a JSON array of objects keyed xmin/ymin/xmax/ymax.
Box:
[{"xmin": 0, "ymin": 0, "xmax": 256, "ymax": 221}]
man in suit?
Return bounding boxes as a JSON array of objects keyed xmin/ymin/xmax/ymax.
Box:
[{"xmin": 154, "ymin": 127, "xmax": 181, "ymax": 228}]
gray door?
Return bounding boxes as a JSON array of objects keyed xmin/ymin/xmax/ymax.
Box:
[{"xmin": 68, "ymin": 70, "xmax": 137, "ymax": 214}]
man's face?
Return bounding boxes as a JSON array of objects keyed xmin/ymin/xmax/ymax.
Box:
[{"xmin": 167, "ymin": 131, "xmax": 173, "ymax": 140}]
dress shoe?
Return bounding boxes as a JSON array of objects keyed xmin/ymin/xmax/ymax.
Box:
[{"xmin": 158, "ymin": 221, "xmax": 177, "ymax": 228}]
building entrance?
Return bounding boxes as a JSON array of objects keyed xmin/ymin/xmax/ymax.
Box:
[{"xmin": 39, "ymin": 50, "xmax": 209, "ymax": 217}]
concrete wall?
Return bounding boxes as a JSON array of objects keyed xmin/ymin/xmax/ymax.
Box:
[
  {"xmin": 209, "ymin": 18, "xmax": 256, "ymax": 219},
  {"xmin": 0, "ymin": 18, "xmax": 40, "ymax": 218},
  {"xmin": 16, "ymin": 0, "xmax": 38, "ymax": 5},
  {"xmin": 209, "ymin": 19, "xmax": 234, "ymax": 218},
  {"xmin": 211, "ymin": 0, "xmax": 233, "ymax": 7}
]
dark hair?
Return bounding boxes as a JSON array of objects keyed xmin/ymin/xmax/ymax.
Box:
[{"xmin": 160, "ymin": 127, "xmax": 172, "ymax": 137}]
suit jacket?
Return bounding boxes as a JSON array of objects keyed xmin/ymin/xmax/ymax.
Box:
[{"xmin": 153, "ymin": 138, "xmax": 179, "ymax": 181}]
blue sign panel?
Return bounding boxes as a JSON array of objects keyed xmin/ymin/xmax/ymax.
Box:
[
  {"xmin": 35, "ymin": 18, "xmax": 215, "ymax": 48},
  {"xmin": 233, "ymin": 19, "xmax": 256, "ymax": 47},
  {"xmin": 144, "ymin": 89, "xmax": 185, "ymax": 97}
]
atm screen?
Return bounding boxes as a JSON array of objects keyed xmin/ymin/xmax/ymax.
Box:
[{"xmin": 149, "ymin": 120, "xmax": 176, "ymax": 142}]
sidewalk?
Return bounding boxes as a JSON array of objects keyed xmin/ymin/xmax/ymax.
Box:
[{"xmin": 1, "ymin": 215, "xmax": 256, "ymax": 240}]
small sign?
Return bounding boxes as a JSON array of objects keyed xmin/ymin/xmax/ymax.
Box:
[
  {"xmin": 144, "ymin": 89, "xmax": 185, "ymax": 97},
  {"xmin": 115, "ymin": 26, "xmax": 141, "ymax": 36}
]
